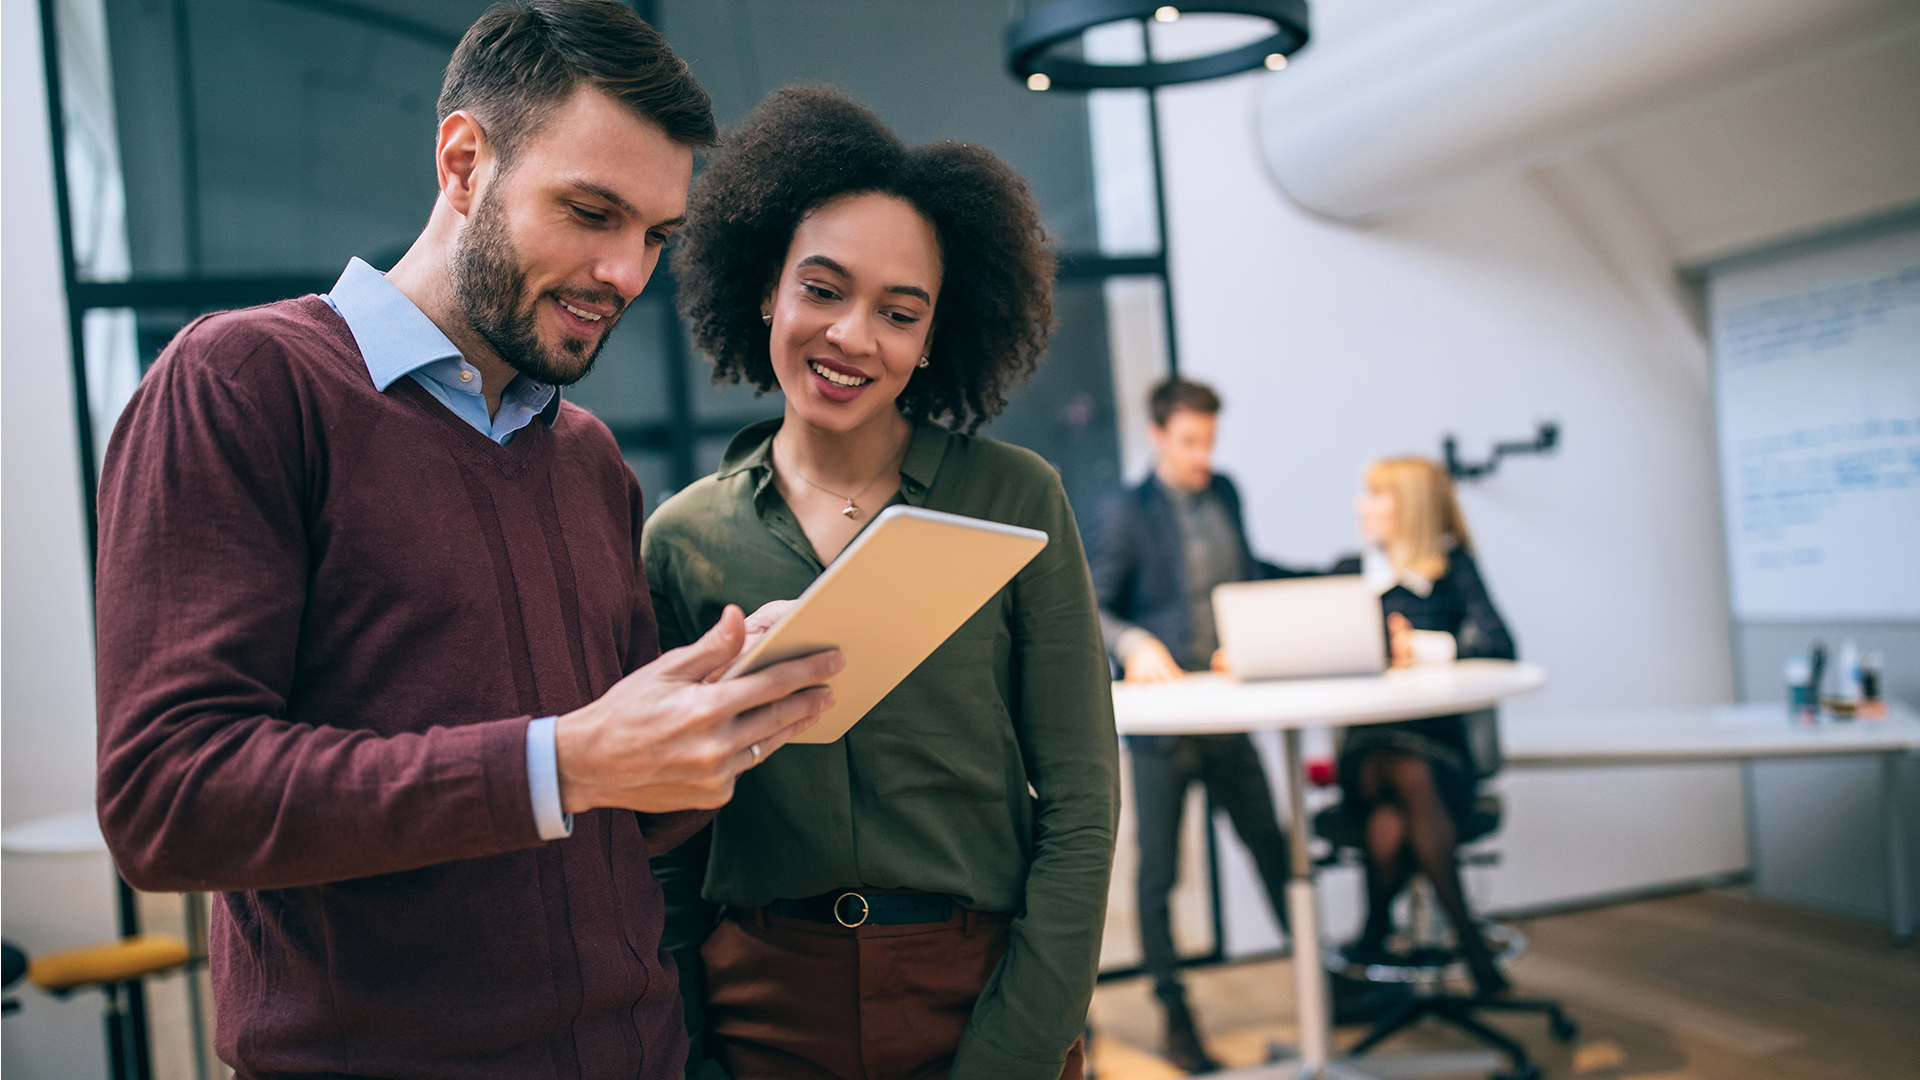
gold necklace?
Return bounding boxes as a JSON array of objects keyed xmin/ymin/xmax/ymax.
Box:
[{"xmin": 776, "ymin": 445, "xmax": 902, "ymax": 520}]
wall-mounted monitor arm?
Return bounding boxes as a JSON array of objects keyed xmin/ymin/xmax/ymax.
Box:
[{"xmin": 1445, "ymin": 422, "xmax": 1559, "ymax": 481}]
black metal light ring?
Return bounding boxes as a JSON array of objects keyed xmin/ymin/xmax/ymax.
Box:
[
  {"xmin": 1024, "ymin": 34, "xmax": 1305, "ymax": 89},
  {"xmin": 1007, "ymin": 0, "xmax": 1310, "ymax": 90}
]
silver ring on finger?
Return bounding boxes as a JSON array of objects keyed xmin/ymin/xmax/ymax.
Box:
[{"xmin": 749, "ymin": 742, "xmax": 763, "ymax": 766}]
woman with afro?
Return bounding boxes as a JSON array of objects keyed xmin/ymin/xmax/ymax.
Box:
[{"xmin": 645, "ymin": 87, "xmax": 1116, "ymax": 1080}]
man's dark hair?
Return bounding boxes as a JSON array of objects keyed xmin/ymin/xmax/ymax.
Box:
[
  {"xmin": 1149, "ymin": 377, "xmax": 1221, "ymax": 427},
  {"xmin": 438, "ymin": 0, "xmax": 715, "ymax": 163},
  {"xmin": 672, "ymin": 86, "xmax": 1056, "ymax": 434}
]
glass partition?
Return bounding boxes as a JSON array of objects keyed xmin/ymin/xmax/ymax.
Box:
[{"xmin": 53, "ymin": 0, "xmax": 1167, "ymax": 530}]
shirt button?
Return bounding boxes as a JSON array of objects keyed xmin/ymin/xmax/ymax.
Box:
[{"xmin": 459, "ymin": 370, "xmax": 474, "ymax": 383}]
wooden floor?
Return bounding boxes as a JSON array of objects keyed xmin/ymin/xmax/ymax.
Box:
[{"xmin": 1087, "ymin": 890, "xmax": 1920, "ymax": 1080}]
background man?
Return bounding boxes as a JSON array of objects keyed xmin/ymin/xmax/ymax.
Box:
[
  {"xmin": 1089, "ymin": 377, "xmax": 1296, "ymax": 1074},
  {"xmin": 92, "ymin": 3, "xmax": 836, "ymax": 1077}
]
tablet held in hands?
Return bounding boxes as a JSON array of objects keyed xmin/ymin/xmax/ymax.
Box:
[{"xmin": 724, "ymin": 506, "xmax": 1047, "ymax": 743}]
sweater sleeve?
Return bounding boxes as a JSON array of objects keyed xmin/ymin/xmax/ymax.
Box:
[
  {"xmin": 94, "ymin": 329, "xmax": 543, "ymax": 893},
  {"xmin": 951, "ymin": 470, "xmax": 1120, "ymax": 1080}
]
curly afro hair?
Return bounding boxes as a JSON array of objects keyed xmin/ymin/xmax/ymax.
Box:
[{"xmin": 671, "ymin": 86, "xmax": 1056, "ymax": 433}]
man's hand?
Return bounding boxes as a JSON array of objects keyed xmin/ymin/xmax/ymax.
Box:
[
  {"xmin": 699, "ymin": 598, "xmax": 796, "ymax": 683},
  {"xmin": 1210, "ymin": 647, "xmax": 1231, "ymax": 675},
  {"xmin": 554, "ymin": 605, "xmax": 841, "ymax": 813},
  {"xmin": 1123, "ymin": 637, "xmax": 1185, "ymax": 683}
]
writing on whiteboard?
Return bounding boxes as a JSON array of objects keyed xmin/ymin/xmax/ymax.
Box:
[
  {"xmin": 1710, "ymin": 227, "xmax": 1920, "ymax": 619},
  {"xmin": 1734, "ymin": 418, "xmax": 1920, "ymax": 571},
  {"xmin": 1718, "ymin": 264, "xmax": 1920, "ymax": 370}
]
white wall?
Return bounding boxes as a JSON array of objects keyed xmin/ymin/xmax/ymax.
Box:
[
  {"xmin": 1135, "ymin": 4, "xmax": 1920, "ymax": 934},
  {"xmin": 1155, "ymin": 65, "xmax": 1734, "ymax": 722},
  {"xmin": 3, "ymin": 0, "xmax": 121, "ymax": 1073}
]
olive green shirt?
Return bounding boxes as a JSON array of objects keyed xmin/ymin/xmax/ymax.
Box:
[{"xmin": 645, "ymin": 417, "xmax": 1119, "ymax": 1080}]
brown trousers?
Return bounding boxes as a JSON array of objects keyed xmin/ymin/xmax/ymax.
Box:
[{"xmin": 701, "ymin": 903, "xmax": 1085, "ymax": 1080}]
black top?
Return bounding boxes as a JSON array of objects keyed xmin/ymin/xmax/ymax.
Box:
[
  {"xmin": 1332, "ymin": 545, "xmax": 1515, "ymax": 664},
  {"xmin": 1334, "ymin": 546, "xmax": 1516, "ymax": 802}
]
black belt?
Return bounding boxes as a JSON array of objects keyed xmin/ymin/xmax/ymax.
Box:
[{"xmin": 768, "ymin": 891, "xmax": 955, "ymax": 928}]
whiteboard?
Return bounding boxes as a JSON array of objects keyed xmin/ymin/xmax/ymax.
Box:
[{"xmin": 1709, "ymin": 224, "xmax": 1920, "ymax": 620}]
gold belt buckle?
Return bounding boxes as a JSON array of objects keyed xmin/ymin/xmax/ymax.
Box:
[{"xmin": 833, "ymin": 892, "xmax": 870, "ymax": 928}]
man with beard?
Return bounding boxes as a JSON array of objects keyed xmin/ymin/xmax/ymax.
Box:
[{"xmin": 91, "ymin": 3, "xmax": 839, "ymax": 1077}]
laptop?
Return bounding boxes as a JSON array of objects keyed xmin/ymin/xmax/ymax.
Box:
[{"xmin": 1211, "ymin": 575, "xmax": 1386, "ymax": 680}]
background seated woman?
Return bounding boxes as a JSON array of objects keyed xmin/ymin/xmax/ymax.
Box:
[{"xmin": 1334, "ymin": 456, "xmax": 1517, "ymax": 998}]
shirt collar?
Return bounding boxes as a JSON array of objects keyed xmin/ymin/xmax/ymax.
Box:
[
  {"xmin": 1362, "ymin": 545, "xmax": 1435, "ymax": 598},
  {"xmin": 325, "ymin": 257, "xmax": 561, "ymax": 427},
  {"xmin": 898, "ymin": 419, "xmax": 947, "ymax": 497},
  {"xmin": 716, "ymin": 415, "xmax": 950, "ymax": 505}
]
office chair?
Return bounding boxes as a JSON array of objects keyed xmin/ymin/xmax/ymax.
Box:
[
  {"xmin": 1312, "ymin": 710, "xmax": 1576, "ymax": 1080},
  {"xmin": 2, "ymin": 941, "xmax": 25, "ymax": 1016},
  {"xmin": 1, "ymin": 934, "xmax": 191, "ymax": 1080}
]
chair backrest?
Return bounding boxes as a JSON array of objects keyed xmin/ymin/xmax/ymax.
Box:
[{"xmin": 1464, "ymin": 708, "xmax": 1502, "ymax": 779}]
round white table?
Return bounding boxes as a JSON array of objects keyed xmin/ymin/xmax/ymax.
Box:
[{"xmin": 1111, "ymin": 659, "xmax": 1548, "ymax": 1080}]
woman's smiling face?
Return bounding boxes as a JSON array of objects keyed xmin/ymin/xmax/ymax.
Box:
[{"xmin": 763, "ymin": 192, "xmax": 942, "ymax": 435}]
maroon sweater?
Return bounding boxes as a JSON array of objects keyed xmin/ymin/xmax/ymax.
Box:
[{"xmin": 94, "ymin": 297, "xmax": 707, "ymax": 1079}]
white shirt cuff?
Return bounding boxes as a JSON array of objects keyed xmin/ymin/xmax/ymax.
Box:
[
  {"xmin": 1410, "ymin": 630, "xmax": 1458, "ymax": 665},
  {"xmin": 526, "ymin": 716, "xmax": 573, "ymax": 841}
]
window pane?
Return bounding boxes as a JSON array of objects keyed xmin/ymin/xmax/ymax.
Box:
[
  {"xmin": 984, "ymin": 278, "xmax": 1124, "ymax": 535},
  {"xmin": 687, "ymin": 346, "xmax": 785, "ymax": 426},
  {"xmin": 694, "ymin": 436, "xmax": 737, "ymax": 481},
  {"xmin": 178, "ymin": 0, "xmax": 484, "ymax": 274},
  {"xmin": 623, "ymin": 450, "xmax": 676, "ymax": 519},
  {"xmin": 657, "ymin": 0, "xmax": 1101, "ymax": 251},
  {"xmin": 567, "ymin": 296, "xmax": 673, "ymax": 431}
]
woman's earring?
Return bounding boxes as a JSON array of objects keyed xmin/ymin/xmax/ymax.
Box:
[
  {"xmin": 917, "ymin": 356, "xmax": 930, "ymax": 368},
  {"xmin": 761, "ymin": 312, "xmax": 772, "ymax": 326}
]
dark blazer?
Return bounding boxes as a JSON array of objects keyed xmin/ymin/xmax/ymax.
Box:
[{"xmin": 1089, "ymin": 473, "xmax": 1290, "ymax": 667}]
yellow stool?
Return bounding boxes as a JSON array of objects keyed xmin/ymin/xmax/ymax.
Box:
[
  {"xmin": 28, "ymin": 935, "xmax": 190, "ymax": 994},
  {"xmin": 23, "ymin": 935, "xmax": 190, "ymax": 1080}
]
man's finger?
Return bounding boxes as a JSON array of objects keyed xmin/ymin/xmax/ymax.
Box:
[
  {"xmin": 727, "ymin": 691, "xmax": 833, "ymax": 770},
  {"xmin": 727, "ymin": 699, "xmax": 822, "ymax": 775},
  {"xmin": 730, "ymin": 741, "xmax": 765, "ymax": 775},
  {"xmin": 731, "ymin": 685, "xmax": 834, "ymax": 744},
  {"xmin": 707, "ymin": 647, "xmax": 844, "ymax": 715},
  {"xmin": 652, "ymin": 605, "xmax": 747, "ymax": 681}
]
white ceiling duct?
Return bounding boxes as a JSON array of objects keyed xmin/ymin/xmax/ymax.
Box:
[{"xmin": 1257, "ymin": 0, "xmax": 1918, "ymax": 220}]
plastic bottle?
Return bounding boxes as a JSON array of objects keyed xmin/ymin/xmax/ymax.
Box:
[
  {"xmin": 1784, "ymin": 653, "xmax": 1816, "ymax": 724},
  {"xmin": 1836, "ymin": 639, "xmax": 1862, "ymax": 702},
  {"xmin": 1860, "ymin": 651, "xmax": 1888, "ymax": 720}
]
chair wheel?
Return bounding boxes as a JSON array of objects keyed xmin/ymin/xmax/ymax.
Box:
[
  {"xmin": 1550, "ymin": 1013, "xmax": 1579, "ymax": 1041},
  {"xmin": 1492, "ymin": 1064, "xmax": 1542, "ymax": 1080}
]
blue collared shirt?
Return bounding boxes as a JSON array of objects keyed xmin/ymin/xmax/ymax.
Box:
[
  {"xmin": 325, "ymin": 257, "xmax": 559, "ymax": 444},
  {"xmin": 323, "ymin": 258, "xmax": 572, "ymax": 841}
]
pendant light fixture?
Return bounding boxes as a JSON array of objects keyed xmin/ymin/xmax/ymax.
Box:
[{"xmin": 1008, "ymin": 0, "xmax": 1309, "ymax": 90}]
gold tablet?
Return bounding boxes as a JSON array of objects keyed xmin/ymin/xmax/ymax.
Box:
[{"xmin": 724, "ymin": 505, "xmax": 1048, "ymax": 744}]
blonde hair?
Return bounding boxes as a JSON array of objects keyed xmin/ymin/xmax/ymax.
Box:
[{"xmin": 1366, "ymin": 457, "xmax": 1473, "ymax": 582}]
